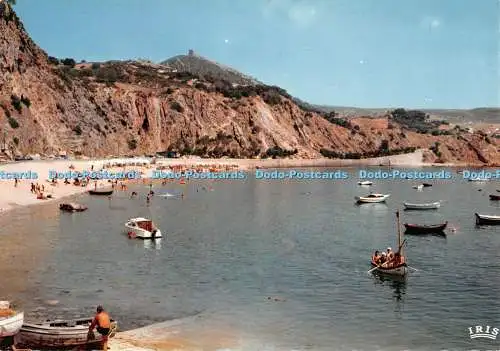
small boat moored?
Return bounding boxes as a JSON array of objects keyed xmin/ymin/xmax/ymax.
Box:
[
  {"xmin": 404, "ymin": 222, "xmax": 448, "ymax": 234},
  {"xmin": 475, "ymin": 213, "xmax": 500, "ymax": 225},
  {"xmin": 489, "ymin": 195, "xmax": 500, "ymax": 201},
  {"xmin": 357, "ymin": 181, "xmax": 373, "ymax": 186},
  {"xmin": 412, "ymin": 184, "xmax": 424, "ymax": 190},
  {"xmin": 468, "ymin": 177, "xmax": 489, "ymax": 182},
  {"xmin": 59, "ymin": 203, "xmax": 88, "ymax": 212},
  {"xmin": 355, "ymin": 193, "xmax": 390, "ymax": 204},
  {"xmin": 16, "ymin": 317, "xmax": 117, "ymax": 349},
  {"xmin": 403, "ymin": 201, "xmax": 441, "ymax": 210},
  {"xmin": 422, "ymin": 183, "xmax": 433, "ymax": 187},
  {"xmin": 88, "ymin": 188, "xmax": 113, "ymax": 196},
  {"xmin": 0, "ymin": 301, "xmax": 24, "ymax": 343},
  {"xmin": 125, "ymin": 217, "xmax": 162, "ymax": 239}
]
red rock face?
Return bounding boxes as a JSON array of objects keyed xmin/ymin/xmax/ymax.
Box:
[{"xmin": 0, "ymin": 3, "xmax": 498, "ymax": 164}]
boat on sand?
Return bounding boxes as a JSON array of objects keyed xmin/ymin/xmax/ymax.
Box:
[
  {"xmin": 403, "ymin": 201, "xmax": 440, "ymax": 210},
  {"xmin": 125, "ymin": 217, "xmax": 162, "ymax": 239},
  {"xmin": 370, "ymin": 211, "xmax": 408, "ymax": 277},
  {"xmin": 355, "ymin": 193, "xmax": 390, "ymax": 203},
  {"xmin": 0, "ymin": 302, "xmax": 23, "ymax": 343},
  {"xmin": 475, "ymin": 213, "xmax": 500, "ymax": 225},
  {"xmin": 489, "ymin": 194, "xmax": 500, "ymax": 201},
  {"xmin": 357, "ymin": 181, "xmax": 373, "ymax": 186},
  {"xmin": 404, "ymin": 222, "xmax": 448, "ymax": 234},
  {"xmin": 59, "ymin": 203, "xmax": 88, "ymax": 212},
  {"xmin": 16, "ymin": 317, "xmax": 117, "ymax": 349}
]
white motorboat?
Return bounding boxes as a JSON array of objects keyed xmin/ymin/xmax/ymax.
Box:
[
  {"xmin": 357, "ymin": 181, "xmax": 373, "ymax": 186},
  {"xmin": 355, "ymin": 193, "xmax": 390, "ymax": 203},
  {"xmin": 125, "ymin": 217, "xmax": 162, "ymax": 239},
  {"xmin": 468, "ymin": 177, "xmax": 489, "ymax": 182},
  {"xmin": 403, "ymin": 201, "xmax": 441, "ymax": 210},
  {"xmin": 0, "ymin": 301, "xmax": 23, "ymax": 341},
  {"xmin": 412, "ymin": 184, "xmax": 424, "ymax": 190}
]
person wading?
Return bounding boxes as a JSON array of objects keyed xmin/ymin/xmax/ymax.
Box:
[{"xmin": 88, "ymin": 305, "xmax": 111, "ymax": 351}]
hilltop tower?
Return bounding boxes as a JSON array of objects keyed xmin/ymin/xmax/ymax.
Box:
[{"xmin": 188, "ymin": 49, "xmax": 194, "ymax": 56}]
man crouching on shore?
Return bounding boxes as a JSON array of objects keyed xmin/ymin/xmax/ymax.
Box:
[{"xmin": 88, "ymin": 305, "xmax": 111, "ymax": 350}]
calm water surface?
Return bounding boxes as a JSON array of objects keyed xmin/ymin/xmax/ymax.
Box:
[{"xmin": 1, "ymin": 167, "xmax": 499, "ymax": 351}]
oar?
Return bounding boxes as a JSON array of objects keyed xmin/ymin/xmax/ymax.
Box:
[{"xmin": 367, "ymin": 266, "xmax": 379, "ymax": 273}]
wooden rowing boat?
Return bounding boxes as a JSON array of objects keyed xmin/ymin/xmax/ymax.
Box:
[
  {"xmin": 404, "ymin": 222, "xmax": 447, "ymax": 234},
  {"xmin": 489, "ymin": 194, "xmax": 500, "ymax": 201},
  {"xmin": 16, "ymin": 318, "xmax": 117, "ymax": 349},
  {"xmin": 403, "ymin": 201, "xmax": 440, "ymax": 210},
  {"xmin": 475, "ymin": 213, "xmax": 500, "ymax": 225},
  {"xmin": 88, "ymin": 189, "xmax": 113, "ymax": 196},
  {"xmin": 370, "ymin": 211, "xmax": 408, "ymax": 277},
  {"xmin": 0, "ymin": 302, "xmax": 23, "ymax": 342},
  {"xmin": 357, "ymin": 181, "xmax": 373, "ymax": 186}
]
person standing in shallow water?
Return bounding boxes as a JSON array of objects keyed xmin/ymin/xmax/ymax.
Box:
[{"xmin": 88, "ymin": 305, "xmax": 111, "ymax": 351}]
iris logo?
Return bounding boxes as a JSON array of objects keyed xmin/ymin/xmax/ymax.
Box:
[{"xmin": 468, "ymin": 325, "xmax": 499, "ymax": 340}]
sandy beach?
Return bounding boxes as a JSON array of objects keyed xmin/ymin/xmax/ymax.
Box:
[{"xmin": 0, "ymin": 151, "xmax": 430, "ymax": 215}]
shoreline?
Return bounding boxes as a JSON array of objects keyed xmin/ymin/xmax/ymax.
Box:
[
  {"xmin": 0, "ymin": 150, "xmax": 495, "ymax": 216},
  {"xmin": 1, "ymin": 153, "xmax": 496, "ymax": 351}
]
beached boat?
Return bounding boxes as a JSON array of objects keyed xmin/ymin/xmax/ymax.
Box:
[
  {"xmin": 357, "ymin": 181, "xmax": 373, "ymax": 186},
  {"xmin": 16, "ymin": 318, "xmax": 117, "ymax": 349},
  {"xmin": 412, "ymin": 184, "xmax": 424, "ymax": 190},
  {"xmin": 355, "ymin": 193, "xmax": 390, "ymax": 203},
  {"xmin": 88, "ymin": 189, "xmax": 113, "ymax": 196},
  {"xmin": 404, "ymin": 222, "xmax": 448, "ymax": 234},
  {"xmin": 403, "ymin": 201, "xmax": 441, "ymax": 210},
  {"xmin": 59, "ymin": 203, "xmax": 88, "ymax": 212},
  {"xmin": 125, "ymin": 217, "xmax": 162, "ymax": 239},
  {"xmin": 0, "ymin": 302, "xmax": 23, "ymax": 342},
  {"xmin": 489, "ymin": 194, "xmax": 500, "ymax": 201},
  {"xmin": 475, "ymin": 213, "xmax": 500, "ymax": 225},
  {"xmin": 422, "ymin": 183, "xmax": 433, "ymax": 187},
  {"xmin": 370, "ymin": 211, "xmax": 408, "ymax": 277}
]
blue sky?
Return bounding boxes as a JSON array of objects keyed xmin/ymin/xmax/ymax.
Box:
[{"xmin": 12, "ymin": 0, "xmax": 499, "ymax": 109}]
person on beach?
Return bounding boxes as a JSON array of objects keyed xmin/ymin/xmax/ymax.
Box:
[
  {"xmin": 14, "ymin": 177, "xmax": 18, "ymax": 187},
  {"xmin": 88, "ymin": 305, "xmax": 111, "ymax": 351}
]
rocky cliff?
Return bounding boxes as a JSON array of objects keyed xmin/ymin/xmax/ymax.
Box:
[{"xmin": 0, "ymin": 3, "xmax": 498, "ymax": 164}]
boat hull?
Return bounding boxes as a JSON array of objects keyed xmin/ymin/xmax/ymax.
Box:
[
  {"xmin": 125, "ymin": 225, "xmax": 162, "ymax": 239},
  {"xmin": 0, "ymin": 312, "xmax": 23, "ymax": 338},
  {"xmin": 404, "ymin": 222, "xmax": 447, "ymax": 234},
  {"xmin": 16, "ymin": 318, "xmax": 117, "ymax": 349},
  {"xmin": 489, "ymin": 195, "xmax": 500, "ymax": 201},
  {"xmin": 355, "ymin": 195, "xmax": 390, "ymax": 203},
  {"xmin": 59, "ymin": 203, "xmax": 87, "ymax": 212},
  {"xmin": 370, "ymin": 262, "xmax": 408, "ymax": 277},
  {"xmin": 403, "ymin": 202, "xmax": 440, "ymax": 210},
  {"xmin": 475, "ymin": 213, "xmax": 500, "ymax": 225},
  {"xmin": 88, "ymin": 190, "xmax": 113, "ymax": 196}
]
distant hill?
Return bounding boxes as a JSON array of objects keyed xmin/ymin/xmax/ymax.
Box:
[
  {"xmin": 160, "ymin": 51, "xmax": 499, "ymax": 124},
  {"xmin": 161, "ymin": 50, "xmax": 261, "ymax": 86},
  {"xmin": 313, "ymin": 105, "xmax": 500, "ymax": 124}
]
